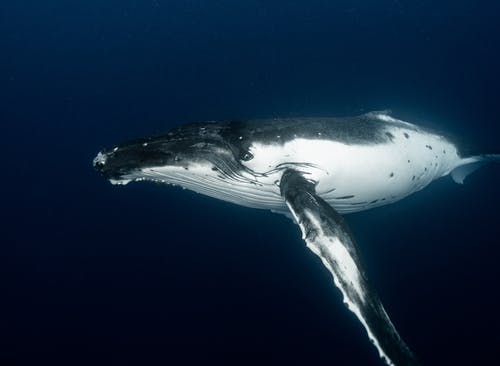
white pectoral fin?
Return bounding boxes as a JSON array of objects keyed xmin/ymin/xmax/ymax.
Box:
[{"xmin": 280, "ymin": 169, "xmax": 420, "ymax": 366}]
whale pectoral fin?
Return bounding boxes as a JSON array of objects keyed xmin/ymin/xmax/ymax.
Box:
[{"xmin": 279, "ymin": 169, "xmax": 419, "ymax": 366}]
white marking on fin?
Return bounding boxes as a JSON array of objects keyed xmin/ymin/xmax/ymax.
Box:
[
  {"xmin": 299, "ymin": 213, "xmax": 395, "ymax": 366},
  {"xmin": 304, "ymin": 210, "xmax": 365, "ymax": 300}
]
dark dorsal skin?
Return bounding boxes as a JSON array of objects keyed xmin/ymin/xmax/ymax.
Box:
[
  {"xmin": 221, "ymin": 113, "xmax": 422, "ymax": 158},
  {"xmin": 280, "ymin": 169, "xmax": 420, "ymax": 366},
  {"xmin": 225, "ymin": 115, "xmax": 395, "ymax": 144}
]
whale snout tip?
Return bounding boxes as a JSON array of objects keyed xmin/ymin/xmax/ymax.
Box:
[
  {"xmin": 93, "ymin": 149, "xmax": 133, "ymax": 185},
  {"xmin": 93, "ymin": 151, "xmax": 108, "ymax": 171}
]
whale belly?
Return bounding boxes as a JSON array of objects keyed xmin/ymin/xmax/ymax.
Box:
[
  {"xmin": 317, "ymin": 137, "xmax": 458, "ymax": 213},
  {"xmin": 246, "ymin": 128, "xmax": 459, "ymax": 214}
]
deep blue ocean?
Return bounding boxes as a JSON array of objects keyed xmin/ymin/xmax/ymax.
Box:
[{"xmin": 2, "ymin": 1, "xmax": 500, "ymax": 365}]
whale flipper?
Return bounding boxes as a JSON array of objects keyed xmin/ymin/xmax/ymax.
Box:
[
  {"xmin": 280, "ymin": 169, "xmax": 419, "ymax": 366},
  {"xmin": 451, "ymin": 153, "xmax": 500, "ymax": 184}
]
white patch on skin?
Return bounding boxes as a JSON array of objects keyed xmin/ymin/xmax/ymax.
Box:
[
  {"xmin": 374, "ymin": 113, "xmax": 401, "ymax": 123},
  {"xmin": 93, "ymin": 152, "xmax": 107, "ymax": 166},
  {"xmin": 304, "ymin": 210, "xmax": 365, "ymax": 301},
  {"xmin": 110, "ymin": 178, "xmax": 131, "ymax": 185},
  {"xmin": 372, "ymin": 112, "xmax": 416, "ymax": 130},
  {"xmin": 244, "ymin": 124, "xmax": 463, "ymax": 213}
]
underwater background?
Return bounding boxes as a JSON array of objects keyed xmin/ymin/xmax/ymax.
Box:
[{"xmin": 2, "ymin": 1, "xmax": 500, "ymax": 365}]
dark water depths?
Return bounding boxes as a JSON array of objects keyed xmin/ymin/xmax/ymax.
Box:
[{"xmin": 2, "ymin": 1, "xmax": 499, "ymax": 365}]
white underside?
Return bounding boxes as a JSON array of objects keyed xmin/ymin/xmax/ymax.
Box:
[{"xmin": 243, "ymin": 128, "xmax": 461, "ymax": 213}]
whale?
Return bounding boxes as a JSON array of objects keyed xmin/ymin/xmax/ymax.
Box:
[{"xmin": 93, "ymin": 111, "xmax": 499, "ymax": 366}]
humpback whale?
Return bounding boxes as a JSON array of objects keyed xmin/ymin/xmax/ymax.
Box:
[{"xmin": 93, "ymin": 111, "xmax": 499, "ymax": 366}]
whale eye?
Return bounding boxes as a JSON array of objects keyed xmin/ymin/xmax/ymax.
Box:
[{"xmin": 240, "ymin": 151, "xmax": 254, "ymax": 161}]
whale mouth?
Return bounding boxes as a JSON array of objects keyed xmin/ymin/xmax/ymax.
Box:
[
  {"xmin": 108, "ymin": 177, "xmax": 133, "ymax": 185},
  {"xmin": 93, "ymin": 121, "xmax": 246, "ymax": 187}
]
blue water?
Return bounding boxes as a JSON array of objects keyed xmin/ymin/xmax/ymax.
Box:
[{"xmin": 2, "ymin": 1, "xmax": 499, "ymax": 365}]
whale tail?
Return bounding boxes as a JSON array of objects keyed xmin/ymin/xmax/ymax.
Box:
[{"xmin": 451, "ymin": 153, "xmax": 500, "ymax": 184}]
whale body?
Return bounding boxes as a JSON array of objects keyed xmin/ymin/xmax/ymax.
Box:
[{"xmin": 94, "ymin": 111, "xmax": 498, "ymax": 366}]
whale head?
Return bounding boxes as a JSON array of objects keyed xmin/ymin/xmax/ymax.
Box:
[{"xmin": 93, "ymin": 121, "xmax": 253, "ymax": 186}]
